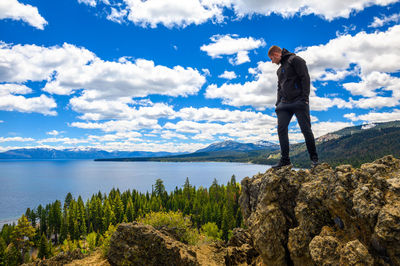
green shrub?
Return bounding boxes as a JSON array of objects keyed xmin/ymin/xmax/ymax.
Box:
[
  {"xmin": 61, "ymin": 238, "xmax": 77, "ymax": 253},
  {"xmin": 86, "ymin": 232, "xmax": 97, "ymax": 251},
  {"xmin": 200, "ymin": 222, "xmax": 222, "ymax": 241},
  {"xmin": 101, "ymin": 224, "xmax": 117, "ymax": 256},
  {"xmin": 138, "ymin": 211, "xmax": 199, "ymax": 245}
]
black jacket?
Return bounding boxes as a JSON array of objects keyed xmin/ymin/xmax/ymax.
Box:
[{"xmin": 276, "ymin": 48, "xmax": 310, "ymax": 105}]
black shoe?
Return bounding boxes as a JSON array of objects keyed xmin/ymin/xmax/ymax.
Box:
[
  {"xmin": 311, "ymin": 159, "xmax": 319, "ymax": 168},
  {"xmin": 272, "ymin": 160, "xmax": 292, "ymax": 169}
]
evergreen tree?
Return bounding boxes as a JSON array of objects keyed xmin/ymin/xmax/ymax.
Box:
[
  {"xmin": 49, "ymin": 200, "xmax": 62, "ymax": 243},
  {"xmin": 64, "ymin": 192, "xmax": 73, "ymax": 209},
  {"xmin": 125, "ymin": 199, "xmax": 135, "ymax": 222},
  {"xmin": 102, "ymin": 200, "xmax": 115, "ymax": 231},
  {"xmin": 11, "ymin": 215, "xmax": 35, "ymax": 264},
  {"xmin": 0, "ymin": 224, "xmax": 13, "ymax": 245},
  {"xmin": 77, "ymin": 196, "xmax": 87, "ymax": 236},
  {"xmin": 38, "ymin": 233, "xmax": 49, "ymax": 260},
  {"xmin": 154, "ymin": 178, "xmax": 166, "ymax": 197},
  {"xmin": 0, "ymin": 236, "xmax": 6, "ymax": 266},
  {"xmin": 59, "ymin": 214, "xmax": 67, "ymax": 243},
  {"xmin": 4, "ymin": 243, "xmax": 19, "ymax": 266},
  {"xmin": 113, "ymin": 193, "xmax": 124, "ymax": 223}
]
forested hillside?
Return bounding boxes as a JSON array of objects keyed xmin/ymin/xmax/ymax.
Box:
[{"xmin": 0, "ymin": 177, "xmax": 241, "ymax": 264}]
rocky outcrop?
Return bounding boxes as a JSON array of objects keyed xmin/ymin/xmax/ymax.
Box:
[
  {"xmin": 225, "ymin": 228, "xmax": 259, "ymax": 265},
  {"xmin": 239, "ymin": 155, "xmax": 400, "ymax": 265},
  {"xmin": 107, "ymin": 222, "xmax": 259, "ymax": 266},
  {"xmin": 107, "ymin": 222, "xmax": 199, "ymax": 265}
]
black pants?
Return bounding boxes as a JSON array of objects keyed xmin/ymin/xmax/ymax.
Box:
[{"xmin": 275, "ymin": 101, "xmax": 318, "ymax": 162}]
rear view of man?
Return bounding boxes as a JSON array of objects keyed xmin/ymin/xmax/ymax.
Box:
[{"xmin": 268, "ymin": 45, "xmax": 319, "ymax": 168}]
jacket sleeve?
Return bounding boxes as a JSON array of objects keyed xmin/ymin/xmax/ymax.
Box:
[
  {"xmin": 292, "ymin": 56, "xmax": 310, "ymax": 100},
  {"xmin": 276, "ymin": 80, "xmax": 282, "ymax": 106}
]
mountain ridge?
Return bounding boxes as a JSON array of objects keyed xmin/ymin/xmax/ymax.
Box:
[{"xmin": 0, "ymin": 148, "xmax": 180, "ymax": 160}]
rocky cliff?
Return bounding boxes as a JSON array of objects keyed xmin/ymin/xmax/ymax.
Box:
[{"xmin": 239, "ymin": 155, "xmax": 400, "ymax": 265}]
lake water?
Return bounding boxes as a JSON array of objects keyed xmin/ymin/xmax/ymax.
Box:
[{"xmin": 0, "ymin": 160, "xmax": 269, "ymax": 227}]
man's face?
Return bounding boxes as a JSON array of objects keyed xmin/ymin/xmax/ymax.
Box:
[{"xmin": 269, "ymin": 52, "xmax": 281, "ymax": 65}]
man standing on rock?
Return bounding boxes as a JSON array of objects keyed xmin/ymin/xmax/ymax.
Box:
[{"xmin": 268, "ymin": 45, "xmax": 319, "ymax": 169}]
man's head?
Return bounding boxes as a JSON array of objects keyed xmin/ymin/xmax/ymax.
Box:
[{"xmin": 268, "ymin": 45, "xmax": 282, "ymax": 65}]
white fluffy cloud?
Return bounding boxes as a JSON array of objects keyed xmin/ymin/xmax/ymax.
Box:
[
  {"xmin": 80, "ymin": 0, "xmax": 397, "ymax": 28},
  {"xmin": 70, "ymin": 118, "xmax": 161, "ymax": 132},
  {"xmin": 205, "ymin": 61, "xmax": 278, "ymax": 109},
  {"xmin": 78, "ymin": 0, "xmax": 97, "ymax": 7},
  {"xmin": 176, "ymin": 106, "xmax": 275, "ymax": 124},
  {"xmin": 311, "ymin": 121, "xmax": 354, "ymax": 138},
  {"xmin": 201, "ymin": 34, "xmax": 266, "ymax": 65},
  {"xmin": 0, "ymin": 84, "xmax": 57, "ymax": 115},
  {"xmin": 68, "ymin": 105, "xmax": 279, "ymax": 145},
  {"xmin": 47, "ymin": 130, "xmax": 64, "ymax": 136},
  {"xmin": 123, "ymin": 0, "xmax": 225, "ymax": 28},
  {"xmin": 0, "ymin": 42, "xmax": 96, "ymax": 84},
  {"xmin": 164, "ymin": 106, "xmax": 278, "ymax": 143},
  {"xmin": 37, "ymin": 137, "xmax": 91, "ymax": 145},
  {"xmin": 208, "ymin": 25, "xmax": 400, "ymax": 111},
  {"xmin": 0, "ymin": 42, "xmax": 206, "ymax": 106},
  {"xmin": 43, "ymin": 58, "xmax": 205, "ymax": 98},
  {"xmin": 0, "ymin": 0, "xmax": 47, "ymax": 29},
  {"xmin": 230, "ymin": 0, "xmax": 398, "ymax": 20},
  {"xmin": 0, "ymin": 136, "xmax": 34, "ymax": 143},
  {"xmin": 299, "ymin": 25, "xmax": 400, "ymax": 109},
  {"xmin": 95, "ymin": 140, "xmax": 207, "ymax": 153},
  {"xmin": 298, "ymin": 25, "xmax": 400, "ymax": 81},
  {"xmin": 160, "ymin": 130, "xmax": 188, "ymax": 140},
  {"xmin": 345, "ymin": 110, "xmax": 400, "ymax": 123},
  {"xmin": 107, "ymin": 7, "xmax": 128, "ymax": 24},
  {"xmin": 70, "ymin": 97, "xmax": 176, "ymax": 121},
  {"xmin": 369, "ymin": 12, "xmax": 400, "ymax": 28},
  {"xmin": 219, "ymin": 70, "xmax": 237, "ymax": 80}
]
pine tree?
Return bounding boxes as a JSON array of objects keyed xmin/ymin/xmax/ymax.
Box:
[
  {"xmin": 77, "ymin": 196, "xmax": 87, "ymax": 236},
  {"xmin": 113, "ymin": 193, "xmax": 124, "ymax": 223},
  {"xmin": 154, "ymin": 179, "xmax": 166, "ymax": 197},
  {"xmin": 49, "ymin": 200, "xmax": 62, "ymax": 243},
  {"xmin": 11, "ymin": 215, "xmax": 35, "ymax": 264},
  {"xmin": 0, "ymin": 224, "xmax": 13, "ymax": 246},
  {"xmin": 0, "ymin": 236, "xmax": 6, "ymax": 266},
  {"xmin": 4, "ymin": 243, "xmax": 19, "ymax": 266},
  {"xmin": 125, "ymin": 200, "xmax": 135, "ymax": 222},
  {"xmin": 38, "ymin": 233, "xmax": 48, "ymax": 260},
  {"xmin": 59, "ymin": 215, "xmax": 67, "ymax": 243},
  {"xmin": 64, "ymin": 192, "xmax": 73, "ymax": 209}
]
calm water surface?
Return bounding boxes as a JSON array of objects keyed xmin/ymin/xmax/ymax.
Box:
[{"xmin": 0, "ymin": 160, "xmax": 269, "ymax": 226}]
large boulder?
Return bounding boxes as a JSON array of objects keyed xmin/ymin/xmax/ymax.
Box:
[
  {"xmin": 239, "ymin": 155, "xmax": 400, "ymax": 265},
  {"xmin": 107, "ymin": 223, "xmax": 260, "ymax": 266},
  {"xmin": 107, "ymin": 222, "xmax": 199, "ymax": 266}
]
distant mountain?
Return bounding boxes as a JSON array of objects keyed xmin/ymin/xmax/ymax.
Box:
[
  {"xmin": 98, "ymin": 140, "xmax": 279, "ymax": 162},
  {"xmin": 195, "ymin": 140, "xmax": 279, "ymax": 153},
  {"xmin": 0, "ymin": 148, "xmax": 180, "ymax": 160},
  {"xmin": 316, "ymin": 120, "xmax": 400, "ymax": 142},
  {"xmin": 255, "ymin": 120, "xmax": 400, "ymax": 167}
]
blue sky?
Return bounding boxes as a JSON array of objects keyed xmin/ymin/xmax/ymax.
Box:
[{"xmin": 0, "ymin": 0, "xmax": 400, "ymax": 152}]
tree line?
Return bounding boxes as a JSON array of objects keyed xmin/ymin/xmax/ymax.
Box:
[{"xmin": 0, "ymin": 176, "xmax": 242, "ymax": 265}]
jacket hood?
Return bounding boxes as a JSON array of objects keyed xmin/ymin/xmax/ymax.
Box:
[{"xmin": 281, "ymin": 48, "xmax": 295, "ymax": 63}]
